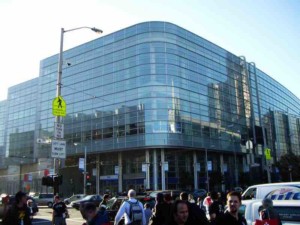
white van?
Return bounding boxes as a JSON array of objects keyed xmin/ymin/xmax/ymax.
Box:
[
  {"xmin": 240, "ymin": 200, "xmax": 300, "ymax": 225},
  {"xmin": 242, "ymin": 182, "xmax": 300, "ymax": 200}
]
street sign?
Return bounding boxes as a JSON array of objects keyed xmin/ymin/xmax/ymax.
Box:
[
  {"xmin": 54, "ymin": 122, "xmax": 64, "ymax": 139},
  {"xmin": 142, "ymin": 164, "xmax": 146, "ymax": 172},
  {"xmin": 207, "ymin": 161, "xmax": 212, "ymax": 171},
  {"xmin": 52, "ymin": 96, "xmax": 66, "ymax": 117},
  {"xmin": 163, "ymin": 162, "xmax": 169, "ymax": 171},
  {"xmin": 115, "ymin": 166, "xmax": 119, "ymax": 175},
  {"xmin": 51, "ymin": 140, "xmax": 66, "ymax": 159},
  {"xmin": 79, "ymin": 158, "xmax": 84, "ymax": 170}
]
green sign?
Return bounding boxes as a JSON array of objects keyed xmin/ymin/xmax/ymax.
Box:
[
  {"xmin": 264, "ymin": 148, "xmax": 272, "ymax": 160},
  {"xmin": 52, "ymin": 96, "xmax": 66, "ymax": 116}
]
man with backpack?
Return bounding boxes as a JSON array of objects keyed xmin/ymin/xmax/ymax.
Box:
[{"xmin": 114, "ymin": 189, "xmax": 146, "ymax": 225}]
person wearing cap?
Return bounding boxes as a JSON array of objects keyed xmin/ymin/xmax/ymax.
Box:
[
  {"xmin": 259, "ymin": 198, "xmax": 282, "ymax": 225},
  {"xmin": 82, "ymin": 202, "xmax": 109, "ymax": 225},
  {"xmin": 2, "ymin": 191, "xmax": 32, "ymax": 225}
]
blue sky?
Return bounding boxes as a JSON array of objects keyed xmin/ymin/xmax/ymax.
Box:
[{"xmin": 0, "ymin": 0, "xmax": 299, "ymax": 100}]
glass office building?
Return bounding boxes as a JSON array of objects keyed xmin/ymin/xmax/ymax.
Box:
[{"xmin": 1, "ymin": 21, "xmax": 300, "ymax": 195}]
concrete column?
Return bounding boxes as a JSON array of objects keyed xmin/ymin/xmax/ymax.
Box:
[
  {"xmin": 145, "ymin": 149, "xmax": 150, "ymax": 190},
  {"xmin": 153, "ymin": 149, "xmax": 158, "ymax": 190},
  {"xmin": 96, "ymin": 155, "xmax": 100, "ymax": 195},
  {"xmin": 118, "ymin": 152, "xmax": 123, "ymax": 193},
  {"xmin": 193, "ymin": 151, "xmax": 198, "ymax": 190},
  {"xmin": 161, "ymin": 149, "xmax": 166, "ymax": 191}
]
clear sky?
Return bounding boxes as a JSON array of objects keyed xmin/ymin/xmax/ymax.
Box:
[{"xmin": 0, "ymin": 0, "xmax": 299, "ymax": 101}]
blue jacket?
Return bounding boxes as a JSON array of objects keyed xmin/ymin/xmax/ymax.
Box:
[{"xmin": 88, "ymin": 210, "xmax": 109, "ymax": 225}]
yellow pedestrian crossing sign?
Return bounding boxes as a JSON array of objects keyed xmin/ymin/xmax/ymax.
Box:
[
  {"xmin": 264, "ymin": 148, "xmax": 272, "ymax": 160},
  {"xmin": 52, "ymin": 96, "xmax": 66, "ymax": 116}
]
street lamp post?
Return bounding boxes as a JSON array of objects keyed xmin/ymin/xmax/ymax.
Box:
[
  {"xmin": 56, "ymin": 27, "xmax": 103, "ymax": 101},
  {"xmin": 53, "ymin": 26, "xmax": 102, "ymax": 194}
]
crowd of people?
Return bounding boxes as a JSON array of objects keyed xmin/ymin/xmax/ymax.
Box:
[{"xmin": 0, "ymin": 189, "xmax": 282, "ymax": 225}]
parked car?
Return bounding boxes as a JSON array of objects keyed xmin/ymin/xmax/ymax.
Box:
[
  {"xmin": 240, "ymin": 199, "xmax": 300, "ymax": 225},
  {"xmin": 105, "ymin": 195, "xmax": 155, "ymax": 223},
  {"xmin": 71, "ymin": 194, "xmax": 102, "ymax": 210},
  {"xmin": 64, "ymin": 194, "xmax": 86, "ymax": 205},
  {"xmin": 192, "ymin": 189, "xmax": 207, "ymax": 199},
  {"xmin": 149, "ymin": 190, "xmax": 182, "ymax": 200},
  {"xmin": 34, "ymin": 193, "xmax": 54, "ymax": 208}
]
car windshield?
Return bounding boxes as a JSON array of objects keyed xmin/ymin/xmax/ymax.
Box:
[
  {"xmin": 106, "ymin": 197, "xmax": 117, "ymax": 209},
  {"xmin": 81, "ymin": 195, "xmax": 93, "ymax": 201}
]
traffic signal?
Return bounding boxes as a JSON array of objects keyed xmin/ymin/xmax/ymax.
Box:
[
  {"xmin": 42, "ymin": 176, "xmax": 47, "ymax": 185},
  {"xmin": 86, "ymin": 174, "xmax": 90, "ymax": 180},
  {"xmin": 41, "ymin": 176, "xmax": 54, "ymax": 186},
  {"xmin": 54, "ymin": 175, "xmax": 63, "ymax": 185}
]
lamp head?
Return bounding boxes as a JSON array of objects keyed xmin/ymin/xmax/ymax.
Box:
[{"xmin": 91, "ymin": 27, "xmax": 103, "ymax": 33}]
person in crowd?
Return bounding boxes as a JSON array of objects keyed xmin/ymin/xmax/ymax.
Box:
[
  {"xmin": 209, "ymin": 191, "xmax": 224, "ymax": 224},
  {"xmin": 144, "ymin": 203, "xmax": 152, "ymax": 225},
  {"xmin": 215, "ymin": 191, "xmax": 247, "ymax": 225},
  {"xmin": 1, "ymin": 194, "xmax": 10, "ymax": 222},
  {"xmin": 179, "ymin": 192, "xmax": 209, "ymax": 225},
  {"xmin": 99, "ymin": 194, "xmax": 110, "ymax": 207},
  {"xmin": 149, "ymin": 192, "xmax": 172, "ymax": 225},
  {"xmin": 259, "ymin": 198, "xmax": 282, "ymax": 225},
  {"xmin": 203, "ymin": 192, "xmax": 212, "ymax": 214},
  {"xmin": 52, "ymin": 195, "xmax": 68, "ymax": 225},
  {"xmin": 164, "ymin": 193, "xmax": 173, "ymax": 204},
  {"xmin": 188, "ymin": 194, "xmax": 195, "ymax": 204},
  {"xmin": 3, "ymin": 191, "xmax": 32, "ymax": 225},
  {"xmin": 27, "ymin": 199, "xmax": 36, "ymax": 221},
  {"xmin": 196, "ymin": 196, "xmax": 206, "ymax": 211},
  {"xmin": 167, "ymin": 200, "xmax": 189, "ymax": 225},
  {"xmin": 82, "ymin": 202, "xmax": 109, "ymax": 225},
  {"xmin": 114, "ymin": 189, "xmax": 146, "ymax": 225}
]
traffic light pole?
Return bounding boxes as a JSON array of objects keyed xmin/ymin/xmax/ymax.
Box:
[
  {"xmin": 53, "ymin": 175, "xmax": 59, "ymax": 196},
  {"xmin": 84, "ymin": 146, "xmax": 87, "ymax": 195}
]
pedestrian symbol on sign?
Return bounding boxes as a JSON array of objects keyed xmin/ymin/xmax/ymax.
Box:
[{"xmin": 52, "ymin": 96, "xmax": 66, "ymax": 116}]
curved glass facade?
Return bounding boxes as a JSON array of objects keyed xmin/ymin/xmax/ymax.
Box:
[
  {"xmin": 1, "ymin": 22, "xmax": 300, "ymax": 194},
  {"xmin": 38, "ymin": 22, "xmax": 300, "ymax": 156}
]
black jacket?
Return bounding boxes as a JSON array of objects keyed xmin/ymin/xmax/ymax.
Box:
[
  {"xmin": 186, "ymin": 202, "xmax": 209, "ymax": 225},
  {"xmin": 215, "ymin": 211, "xmax": 247, "ymax": 225},
  {"xmin": 150, "ymin": 202, "xmax": 172, "ymax": 225},
  {"xmin": 2, "ymin": 203, "xmax": 32, "ymax": 225}
]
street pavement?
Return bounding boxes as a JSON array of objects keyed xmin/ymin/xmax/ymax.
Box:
[{"xmin": 32, "ymin": 206, "xmax": 85, "ymax": 225}]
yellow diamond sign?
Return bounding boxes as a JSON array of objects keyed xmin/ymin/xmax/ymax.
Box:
[{"xmin": 52, "ymin": 96, "xmax": 66, "ymax": 117}]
